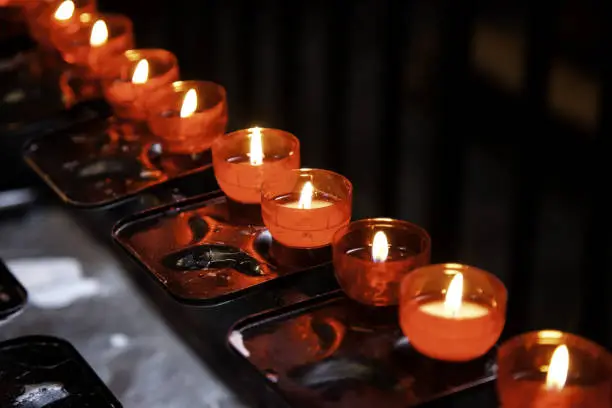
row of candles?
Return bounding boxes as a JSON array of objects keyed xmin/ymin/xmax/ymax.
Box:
[{"xmin": 5, "ymin": 0, "xmax": 612, "ymax": 406}]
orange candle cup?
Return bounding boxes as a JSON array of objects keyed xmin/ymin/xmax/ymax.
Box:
[
  {"xmin": 497, "ymin": 330, "xmax": 612, "ymax": 408},
  {"xmin": 28, "ymin": 0, "xmax": 97, "ymax": 49},
  {"xmin": 99, "ymin": 49, "xmax": 179, "ymax": 121},
  {"xmin": 261, "ymin": 168, "xmax": 352, "ymax": 249},
  {"xmin": 51, "ymin": 12, "xmax": 133, "ymax": 73},
  {"xmin": 147, "ymin": 81, "xmax": 228, "ymax": 154},
  {"xmin": 399, "ymin": 263, "xmax": 506, "ymax": 362},
  {"xmin": 332, "ymin": 218, "xmax": 431, "ymax": 306},
  {"xmin": 212, "ymin": 127, "xmax": 300, "ymax": 204}
]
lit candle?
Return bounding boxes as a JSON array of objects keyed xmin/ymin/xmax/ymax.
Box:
[
  {"xmin": 28, "ymin": 0, "xmax": 97, "ymax": 49},
  {"xmin": 332, "ymin": 218, "xmax": 431, "ymax": 306},
  {"xmin": 147, "ymin": 80, "xmax": 228, "ymax": 154},
  {"xmin": 399, "ymin": 263, "xmax": 506, "ymax": 362},
  {"xmin": 212, "ymin": 127, "xmax": 300, "ymax": 204},
  {"xmin": 497, "ymin": 331, "xmax": 612, "ymax": 408},
  {"xmin": 51, "ymin": 13, "xmax": 134, "ymax": 73},
  {"xmin": 261, "ymin": 168, "xmax": 352, "ymax": 248},
  {"xmin": 100, "ymin": 49, "xmax": 179, "ymax": 120}
]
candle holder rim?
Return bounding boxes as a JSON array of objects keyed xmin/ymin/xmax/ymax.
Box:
[
  {"xmin": 118, "ymin": 48, "xmax": 178, "ymax": 63},
  {"xmin": 404, "ymin": 262, "xmax": 508, "ymax": 303},
  {"xmin": 499, "ymin": 330, "xmax": 612, "ymax": 363},
  {"xmin": 146, "ymin": 80, "xmax": 227, "ymax": 114},
  {"xmin": 263, "ymin": 167, "xmax": 353, "ymax": 195},
  {"xmin": 213, "ymin": 127, "xmax": 300, "ymax": 153},
  {"xmin": 332, "ymin": 217, "xmax": 431, "ymax": 254},
  {"xmin": 168, "ymin": 80, "xmax": 226, "ymax": 94},
  {"xmin": 56, "ymin": 12, "xmax": 132, "ymax": 43}
]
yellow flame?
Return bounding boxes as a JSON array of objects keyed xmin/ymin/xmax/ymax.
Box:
[
  {"xmin": 546, "ymin": 345, "xmax": 569, "ymax": 390},
  {"xmin": 444, "ymin": 272, "xmax": 463, "ymax": 316},
  {"xmin": 248, "ymin": 127, "xmax": 264, "ymax": 166},
  {"xmin": 54, "ymin": 0, "xmax": 75, "ymax": 21},
  {"xmin": 79, "ymin": 12, "xmax": 93, "ymax": 23},
  {"xmin": 131, "ymin": 59, "xmax": 149, "ymax": 84},
  {"xmin": 372, "ymin": 231, "xmax": 389, "ymax": 262},
  {"xmin": 180, "ymin": 89, "xmax": 198, "ymax": 118},
  {"xmin": 89, "ymin": 20, "xmax": 109, "ymax": 47},
  {"xmin": 298, "ymin": 181, "xmax": 314, "ymax": 209}
]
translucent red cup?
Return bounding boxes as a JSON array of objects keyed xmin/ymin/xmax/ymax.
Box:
[
  {"xmin": 333, "ymin": 218, "xmax": 431, "ymax": 306},
  {"xmin": 147, "ymin": 80, "xmax": 228, "ymax": 154}
]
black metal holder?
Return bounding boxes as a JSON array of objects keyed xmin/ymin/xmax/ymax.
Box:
[
  {"xmin": 23, "ymin": 117, "xmax": 215, "ymax": 208},
  {"xmin": 228, "ymin": 291, "xmax": 497, "ymax": 408},
  {"xmin": 0, "ymin": 258, "xmax": 27, "ymax": 321},
  {"xmin": 0, "ymin": 335, "xmax": 122, "ymax": 407},
  {"xmin": 113, "ymin": 191, "xmax": 333, "ymax": 305}
]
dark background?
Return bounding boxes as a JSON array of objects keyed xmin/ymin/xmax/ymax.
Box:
[{"xmin": 90, "ymin": 0, "xmax": 611, "ymax": 348}]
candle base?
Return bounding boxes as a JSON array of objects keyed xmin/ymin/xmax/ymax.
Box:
[
  {"xmin": 23, "ymin": 116, "xmax": 214, "ymax": 207},
  {"xmin": 228, "ymin": 291, "xmax": 498, "ymax": 408},
  {"xmin": 112, "ymin": 191, "xmax": 334, "ymax": 305}
]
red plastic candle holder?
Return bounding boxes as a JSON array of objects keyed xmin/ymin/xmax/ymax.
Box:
[
  {"xmin": 261, "ymin": 168, "xmax": 352, "ymax": 249},
  {"xmin": 51, "ymin": 12, "xmax": 133, "ymax": 73},
  {"xmin": 212, "ymin": 128, "xmax": 300, "ymax": 204},
  {"xmin": 497, "ymin": 330, "xmax": 612, "ymax": 408},
  {"xmin": 147, "ymin": 81, "xmax": 228, "ymax": 154},
  {"xmin": 332, "ymin": 218, "xmax": 431, "ymax": 306},
  {"xmin": 28, "ymin": 0, "xmax": 97, "ymax": 49},
  {"xmin": 399, "ymin": 263, "xmax": 506, "ymax": 362},
  {"xmin": 99, "ymin": 49, "xmax": 179, "ymax": 121}
]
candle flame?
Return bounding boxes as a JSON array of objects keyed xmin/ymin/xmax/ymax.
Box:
[
  {"xmin": 180, "ymin": 89, "xmax": 198, "ymax": 118},
  {"xmin": 444, "ymin": 272, "xmax": 463, "ymax": 316},
  {"xmin": 54, "ymin": 0, "xmax": 75, "ymax": 21},
  {"xmin": 248, "ymin": 127, "xmax": 264, "ymax": 166},
  {"xmin": 89, "ymin": 20, "xmax": 109, "ymax": 47},
  {"xmin": 371, "ymin": 231, "xmax": 389, "ymax": 262},
  {"xmin": 131, "ymin": 59, "xmax": 149, "ymax": 84},
  {"xmin": 546, "ymin": 345, "xmax": 569, "ymax": 390},
  {"xmin": 298, "ymin": 181, "xmax": 314, "ymax": 209}
]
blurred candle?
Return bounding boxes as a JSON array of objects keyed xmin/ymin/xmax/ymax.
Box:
[
  {"xmin": 333, "ymin": 218, "xmax": 431, "ymax": 306},
  {"xmin": 28, "ymin": 0, "xmax": 97, "ymax": 49},
  {"xmin": 99, "ymin": 49, "xmax": 179, "ymax": 120},
  {"xmin": 147, "ymin": 80, "xmax": 228, "ymax": 154},
  {"xmin": 212, "ymin": 127, "xmax": 300, "ymax": 204},
  {"xmin": 497, "ymin": 330, "xmax": 612, "ymax": 408},
  {"xmin": 400, "ymin": 263, "xmax": 506, "ymax": 362},
  {"xmin": 51, "ymin": 12, "xmax": 133, "ymax": 73},
  {"xmin": 261, "ymin": 168, "xmax": 352, "ymax": 248}
]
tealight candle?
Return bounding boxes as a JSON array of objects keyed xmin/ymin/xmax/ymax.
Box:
[
  {"xmin": 147, "ymin": 80, "xmax": 228, "ymax": 154},
  {"xmin": 399, "ymin": 263, "xmax": 506, "ymax": 362},
  {"xmin": 332, "ymin": 218, "xmax": 431, "ymax": 306},
  {"xmin": 51, "ymin": 12, "xmax": 133, "ymax": 73},
  {"xmin": 28, "ymin": 0, "xmax": 97, "ymax": 49},
  {"xmin": 99, "ymin": 49, "xmax": 179, "ymax": 120},
  {"xmin": 497, "ymin": 330, "xmax": 612, "ymax": 408},
  {"xmin": 261, "ymin": 168, "xmax": 352, "ymax": 248},
  {"xmin": 212, "ymin": 127, "xmax": 300, "ymax": 204}
]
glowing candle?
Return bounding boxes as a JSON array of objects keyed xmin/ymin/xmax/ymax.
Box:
[
  {"xmin": 147, "ymin": 80, "xmax": 228, "ymax": 154},
  {"xmin": 51, "ymin": 13, "xmax": 133, "ymax": 73},
  {"xmin": 261, "ymin": 168, "xmax": 352, "ymax": 248},
  {"xmin": 497, "ymin": 331, "xmax": 612, "ymax": 408},
  {"xmin": 212, "ymin": 127, "xmax": 300, "ymax": 204},
  {"xmin": 332, "ymin": 218, "xmax": 431, "ymax": 306},
  {"xmin": 27, "ymin": 0, "xmax": 97, "ymax": 49},
  {"xmin": 399, "ymin": 263, "xmax": 506, "ymax": 362},
  {"xmin": 100, "ymin": 49, "xmax": 179, "ymax": 120}
]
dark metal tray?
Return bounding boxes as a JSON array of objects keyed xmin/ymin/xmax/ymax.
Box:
[
  {"xmin": 0, "ymin": 335, "xmax": 121, "ymax": 407},
  {"xmin": 112, "ymin": 191, "xmax": 333, "ymax": 305},
  {"xmin": 228, "ymin": 291, "xmax": 498, "ymax": 408},
  {"xmin": 0, "ymin": 258, "xmax": 27, "ymax": 321},
  {"xmin": 23, "ymin": 117, "xmax": 214, "ymax": 208}
]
